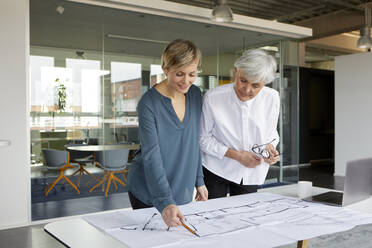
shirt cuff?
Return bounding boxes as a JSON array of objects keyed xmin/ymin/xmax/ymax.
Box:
[
  {"xmin": 217, "ymin": 145, "xmax": 229, "ymax": 160},
  {"xmin": 195, "ymin": 176, "xmax": 204, "ymax": 188},
  {"xmin": 153, "ymin": 195, "xmax": 176, "ymax": 213}
]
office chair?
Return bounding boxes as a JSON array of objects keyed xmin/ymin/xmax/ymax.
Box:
[
  {"xmin": 42, "ymin": 149, "xmax": 80, "ymax": 196},
  {"xmin": 89, "ymin": 149, "xmax": 129, "ymax": 197},
  {"xmin": 65, "ymin": 143, "xmax": 98, "ymax": 187}
]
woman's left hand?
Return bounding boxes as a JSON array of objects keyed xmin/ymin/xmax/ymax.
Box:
[
  {"xmin": 264, "ymin": 144, "xmax": 280, "ymax": 165},
  {"xmin": 195, "ymin": 185, "xmax": 208, "ymax": 201}
]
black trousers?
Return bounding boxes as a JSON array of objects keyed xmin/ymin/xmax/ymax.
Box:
[
  {"xmin": 203, "ymin": 167, "xmax": 258, "ymax": 199},
  {"xmin": 128, "ymin": 191, "xmax": 153, "ymax": 210}
]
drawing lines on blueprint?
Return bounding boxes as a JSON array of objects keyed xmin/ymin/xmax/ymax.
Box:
[
  {"xmin": 120, "ymin": 197, "xmax": 313, "ymax": 237},
  {"xmin": 117, "ymin": 196, "xmax": 370, "ymax": 238}
]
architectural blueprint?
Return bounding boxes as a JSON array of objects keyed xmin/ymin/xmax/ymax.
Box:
[{"xmin": 83, "ymin": 193, "xmax": 372, "ymax": 248}]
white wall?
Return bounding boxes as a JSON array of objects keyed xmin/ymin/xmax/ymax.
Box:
[
  {"xmin": 335, "ymin": 52, "xmax": 372, "ymax": 176},
  {"xmin": 0, "ymin": 0, "xmax": 30, "ymax": 228}
]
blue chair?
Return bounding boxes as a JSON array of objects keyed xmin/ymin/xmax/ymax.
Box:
[
  {"xmin": 42, "ymin": 149, "xmax": 80, "ymax": 196},
  {"xmin": 65, "ymin": 144, "xmax": 98, "ymax": 187},
  {"xmin": 89, "ymin": 149, "xmax": 129, "ymax": 197}
]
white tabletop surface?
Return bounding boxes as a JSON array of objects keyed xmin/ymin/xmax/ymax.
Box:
[
  {"xmin": 259, "ymin": 184, "xmax": 372, "ymax": 214},
  {"xmin": 44, "ymin": 184, "xmax": 372, "ymax": 247},
  {"xmin": 45, "ymin": 218, "xmax": 128, "ymax": 248},
  {"xmin": 66, "ymin": 144, "xmax": 140, "ymax": 151}
]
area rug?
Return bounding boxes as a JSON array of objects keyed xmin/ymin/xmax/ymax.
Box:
[{"xmin": 31, "ymin": 173, "xmax": 129, "ymax": 203}]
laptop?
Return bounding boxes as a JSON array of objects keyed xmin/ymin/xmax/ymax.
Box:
[{"xmin": 304, "ymin": 157, "xmax": 372, "ymax": 206}]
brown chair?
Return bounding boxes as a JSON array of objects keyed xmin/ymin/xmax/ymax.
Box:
[
  {"xmin": 42, "ymin": 149, "xmax": 80, "ymax": 196},
  {"xmin": 89, "ymin": 149, "xmax": 129, "ymax": 197}
]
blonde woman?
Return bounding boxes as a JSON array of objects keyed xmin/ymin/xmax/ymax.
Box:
[{"xmin": 127, "ymin": 39, "xmax": 208, "ymax": 227}]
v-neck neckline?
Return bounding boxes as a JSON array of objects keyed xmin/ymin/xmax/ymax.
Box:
[{"xmin": 152, "ymin": 86, "xmax": 190, "ymax": 127}]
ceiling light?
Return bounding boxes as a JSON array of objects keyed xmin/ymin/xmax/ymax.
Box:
[
  {"xmin": 211, "ymin": 0, "xmax": 233, "ymax": 23},
  {"xmin": 56, "ymin": 5, "xmax": 64, "ymax": 15},
  {"xmin": 261, "ymin": 46, "xmax": 279, "ymax": 52},
  {"xmin": 75, "ymin": 51, "xmax": 86, "ymax": 60},
  {"xmin": 357, "ymin": 6, "xmax": 372, "ymax": 49},
  {"xmin": 107, "ymin": 34, "xmax": 169, "ymax": 44},
  {"xmin": 357, "ymin": 27, "xmax": 372, "ymax": 48}
]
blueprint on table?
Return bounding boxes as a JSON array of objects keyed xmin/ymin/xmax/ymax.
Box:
[{"xmin": 83, "ymin": 193, "xmax": 372, "ymax": 248}]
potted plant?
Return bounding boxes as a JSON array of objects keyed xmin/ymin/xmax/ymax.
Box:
[
  {"xmin": 56, "ymin": 78, "xmax": 67, "ymax": 113},
  {"xmin": 48, "ymin": 78, "xmax": 67, "ymax": 130}
]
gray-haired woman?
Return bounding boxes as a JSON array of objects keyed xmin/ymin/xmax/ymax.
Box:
[{"xmin": 200, "ymin": 49, "xmax": 280, "ymax": 199}]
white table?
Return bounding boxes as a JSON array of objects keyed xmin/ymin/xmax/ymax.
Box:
[
  {"xmin": 44, "ymin": 184, "xmax": 372, "ymax": 248},
  {"xmin": 45, "ymin": 218, "xmax": 127, "ymax": 247},
  {"xmin": 66, "ymin": 144, "xmax": 140, "ymax": 152},
  {"xmin": 259, "ymin": 184, "xmax": 372, "ymax": 214}
]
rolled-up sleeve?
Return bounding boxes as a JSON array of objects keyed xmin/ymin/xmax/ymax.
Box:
[
  {"xmin": 200, "ymin": 94, "xmax": 229, "ymax": 160},
  {"xmin": 138, "ymin": 101, "xmax": 175, "ymax": 213}
]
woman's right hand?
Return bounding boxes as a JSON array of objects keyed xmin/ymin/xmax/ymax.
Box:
[
  {"xmin": 161, "ymin": 204, "xmax": 184, "ymax": 227},
  {"xmin": 238, "ymin": 151, "xmax": 261, "ymax": 168}
]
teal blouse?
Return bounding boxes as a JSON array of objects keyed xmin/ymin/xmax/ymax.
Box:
[{"xmin": 127, "ymin": 85, "xmax": 204, "ymax": 213}]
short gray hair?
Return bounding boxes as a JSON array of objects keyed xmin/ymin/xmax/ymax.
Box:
[{"xmin": 234, "ymin": 49, "xmax": 277, "ymax": 84}]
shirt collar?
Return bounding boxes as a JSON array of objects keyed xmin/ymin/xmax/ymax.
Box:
[{"xmin": 230, "ymin": 83, "xmax": 256, "ymax": 107}]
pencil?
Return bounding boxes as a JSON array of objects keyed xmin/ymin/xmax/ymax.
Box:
[{"xmin": 181, "ymin": 221, "xmax": 200, "ymax": 237}]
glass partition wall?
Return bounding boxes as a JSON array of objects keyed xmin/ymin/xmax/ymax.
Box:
[
  {"xmin": 30, "ymin": 0, "xmax": 299, "ymax": 219},
  {"xmin": 278, "ymin": 41, "xmax": 301, "ymax": 183}
]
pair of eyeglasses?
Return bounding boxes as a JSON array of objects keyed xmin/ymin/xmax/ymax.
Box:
[{"xmin": 251, "ymin": 138, "xmax": 280, "ymax": 159}]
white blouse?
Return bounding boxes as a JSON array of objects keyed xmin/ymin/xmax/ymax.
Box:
[{"xmin": 200, "ymin": 83, "xmax": 280, "ymax": 185}]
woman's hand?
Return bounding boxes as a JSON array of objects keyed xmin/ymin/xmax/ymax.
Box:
[
  {"xmin": 161, "ymin": 204, "xmax": 184, "ymax": 227},
  {"xmin": 238, "ymin": 151, "xmax": 261, "ymax": 168},
  {"xmin": 195, "ymin": 185, "xmax": 208, "ymax": 201},
  {"xmin": 264, "ymin": 144, "xmax": 280, "ymax": 165}
]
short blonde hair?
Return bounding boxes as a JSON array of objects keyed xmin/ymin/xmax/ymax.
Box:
[{"xmin": 161, "ymin": 39, "xmax": 201, "ymax": 71}]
